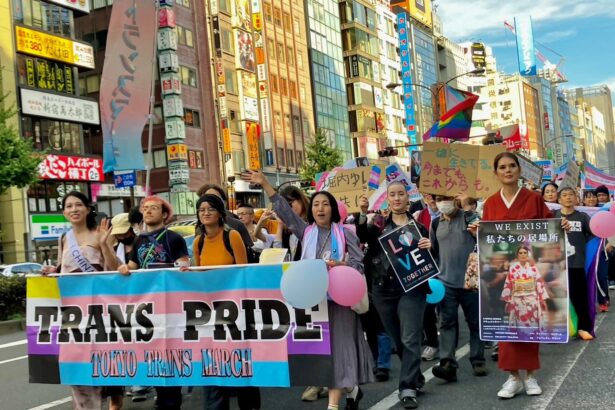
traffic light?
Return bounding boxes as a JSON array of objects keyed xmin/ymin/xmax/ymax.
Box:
[
  {"xmin": 378, "ymin": 147, "xmax": 399, "ymax": 157},
  {"xmin": 300, "ymin": 180, "xmax": 315, "ymax": 189}
]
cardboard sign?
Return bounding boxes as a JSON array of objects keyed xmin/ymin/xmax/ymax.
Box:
[
  {"xmin": 478, "ymin": 219, "xmax": 568, "ymax": 343},
  {"xmin": 420, "ymin": 141, "xmax": 504, "ymax": 198},
  {"xmin": 317, "ymin": 166, "xmax": 385, "ymax": 213},
  {"xmin": 516, "ymin": 154, "xmax": 543, "ymax": 186},
  {"xmin": 378, "ymin": 222, "xmax": 440, "ymax": 292}
]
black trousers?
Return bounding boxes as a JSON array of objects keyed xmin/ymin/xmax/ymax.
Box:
[
  {"xmin": 204, "ymin": 387, "xmax": 261, "ymax": 410},
  {"xmin": 569, "ymin": 267, "xmax": 591, "ymax": 332},
  {"xmin": 155, "ymin": 387, "xmax": 182, "ymax": 410}
]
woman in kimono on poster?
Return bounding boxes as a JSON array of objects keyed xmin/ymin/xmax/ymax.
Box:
[
  {"xmin": 501, "ymin": 246, "xmax": 549, "ymax": 332},
  {"xmin": 473, "ymin": 152, "xmax": 569, "ymax": 400}
]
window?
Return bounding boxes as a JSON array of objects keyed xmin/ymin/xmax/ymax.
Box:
[
  {"xmin": 180, "ymin": 66, "xmax": 197, "ymax": 87},
  {"xmin": 218, "ymin": 0, "xmax": 231, "ymax": 14},
  {"xmin": 264, "ymin": 2, "xmax": 272, "ymax": 22},
  {"xmin": 225, "ymin": 68, "xmax": 238, "ymax": 94},
  {"xmin": 153, "ymin": 149, "xmax": 167, "ymax": 168},
  {"xmin": 297, "ymin": 52, "xmax": 303, "ymax": 69},
  {"xmin": 286, "ymin": 46, "xmax": 295, "ymax": 66},
  {"xmin": 21, "ymin": 117, "xmax": 81, "ymax": 153},
  {"xmin": 153, "ymin": 105, "xmax": 163, "ymax": 125},
  {"xmin": 274, "ymin": 7, "xmax": 282, "ymax": 26},
  {"xmin": 296, "ymin": 151, "xmax": 303, "ymax": 167},
  {"xmin": 292, "ymin": 115, "xmax": 301, "ymax": 135},
  {"xmin": 284, "ymin": 114, "xmax": 291, "ymax": 132},
  {"xmin": 179, "ymin": 0, "xmax": 190, "ymax": 7},
  {"xmin": 267, "ymin": 39, "xmax": 275, "ymax": 59},
  {"xmin": 293, "ymin": 17, "xmax": 301, "ymax": 36},
  {"xmin": 176, "ymin": 26, "xmax": 194, "ymax": 47},
  {"xmin": 230, "ymin": 110, "xmax": 242, "ymax": 134},
  {"xmin": 287, "ymin": 149, "xmax": 294, "ymax": 167},
  {"xmin": 270, "ymin": 74, "xmax": 278, "ymax": 93},
  {"xmin": 279, "ymin": 77, "xmax": 288, "ymax": 96},
  {"xmin": 289, "ymin": 80, "xmax": 297, "ymax": 100},
  {"xmin": 283, "ymin": 12, "xmax": 291, "ymax": 32},
  {"xmin": 221, "ymin": 29, "xmax": 234, "ymax": 53},
  {"xmin": 277, "ymin": 43, "xmax": 285, "ymax": 63},
  {"xmin": 299, "ymin": 84, "xmax": 306, "ymax": 103},
  {"xmin": 183, "ymin": 108, "xmax": 201, "ymax": 128},
  {"xmin": 277, "ymin": 147, "xmax": 285, "ymax": 166},
  {"xmin": 17, "ymin": 0, "xmax": 74, "ymax": 37},
  {"xmin": 274, "ymin": 111, "xmax": 282, "ymax": 130}
]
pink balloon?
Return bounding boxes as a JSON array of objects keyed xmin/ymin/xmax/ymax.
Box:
[
  {"xmin": 610, "ymin": 202, "xmax": 615, "ymax": 216},
  {"xmin": 328, "ymin": 266, "xmax": 367, "ymax": 307},
  {"xmin": 337, "ymin": 201, "xmax": 349, "ymax": 222},
  {"xmin": 589, "ymin": 211, "xmax": 615, "ymax": 239}
]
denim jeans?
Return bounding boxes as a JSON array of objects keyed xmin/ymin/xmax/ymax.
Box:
[
  {"xmin": 373, "ymin": 285, "xmax": 426, "ymax": 397},
  {"xmin": 597, "ymin": 251, "xmax": 610, "ymax": 305},
  {"xmin": 438, "ymin": 286, "xmax": 484, "ymax": 367},
  {"xmin": 377, "ymin": 332, "xmax": 392, "ymax": 370}
]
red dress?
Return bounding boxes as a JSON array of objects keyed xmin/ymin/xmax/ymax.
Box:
[{"xmin": 483, "ymin": 187, "xmax": 553, "ymax": 371}]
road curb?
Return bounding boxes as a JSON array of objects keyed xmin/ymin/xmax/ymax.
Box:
[{"xmin": 0, "ymin": 318, "xmax": 26, "ymax": 336}]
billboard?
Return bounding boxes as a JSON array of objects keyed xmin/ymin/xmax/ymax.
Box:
[
  {"xmin": 15, "ymin": 26, "xmax": 94, "ymax": 69},
  {"xmin": 396, "ymin": 12, "xmax": 417, "ymax": 144},
  {"xmin": 39, "ymin": 154, "xmax": 104, "ymax": 182},
  {"xmin": 408, "ymin": 0, "xmax": 432, "ymax": 28},
  {"xmin": 20, "ymin": 88, "xmax": 99, "ymax": 124},
  {"xmin": 514, "ymin": 16, "xmax": 537, "ymax": 76}
]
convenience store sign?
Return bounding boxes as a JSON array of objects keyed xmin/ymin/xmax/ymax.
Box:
[{"xmin": 30, "ymin": 214, "xmax": 71, "ymax": 240}]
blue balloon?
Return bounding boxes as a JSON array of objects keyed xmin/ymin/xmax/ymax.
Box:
[
  {"xmin": 280, "ymin": 259, "xmax": 329, "ymax": 309},
  {"xmin": 426, "ymin": 278, "xmax": 445, "ymax": 304}
]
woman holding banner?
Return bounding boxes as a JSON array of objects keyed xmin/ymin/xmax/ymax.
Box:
[
  {"xmin": 479, "ymin": 152, "xmax": 569, "ymax": 400},
  {"xmin": 357, "ymin": 181, "xmax": 432, "ymax": 410},
  {"xmin": 41, "ymin": 191, "xmax": 119, "ymax": 410},
  {"xmin": 241, "ymin": 170, "xmax": 373, "ymax": 410}
]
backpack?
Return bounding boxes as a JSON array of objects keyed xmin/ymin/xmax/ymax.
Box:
[{"xmin": 197, "ymin": 225, "xmax": 236, "ymax": 263}]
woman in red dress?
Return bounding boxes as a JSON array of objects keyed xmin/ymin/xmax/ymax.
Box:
[{"xmin": 480, "ymin": 152, "xmax": 568, "ymax": 400}]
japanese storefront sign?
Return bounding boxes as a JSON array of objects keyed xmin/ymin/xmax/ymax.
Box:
[
  {"xmin": 420, "ymin": 141, "xmax": 504, "ymax": 198},
  {"xmin": 246, "ymin": 122, "xmax": 261, "ymax": 169},
  {"xmin": 15, "ymin": 26, "xmax": 94, "ymax": 69},
  {"xmin": 26, "ymin": 57, "xmax": 75, "ymax": 95},
  {"xmin": 378, "ymin": 222, "xmax": 440, "ymax": 292},
  {"xmin": 20, "ymin": 88, "xmax": 99, "ymax": 124},
  {"xmin": 223, "ymin": 128, "xmax": 232, "ymax": 153},
  {"xmin": 47, "ymin": 0, "xmax": 91, "ymax": 13},
  {"xmin": 39, "ymin": 154, "xmax": 103, "ymax": 182},
  {"xmin": 478, "ymin": 219, "xmax": 568, "ymax": 343},
  {"xmin": 317, "ymin": 166, "xmax": 385, "ymax": 213},
  {"xmin": 396, "ymin": 12, "xmax": 417, "ymax": 144},
  {"xmin": 30, "ymin": 214, "xmax": 71, "ymax": 240},
  {"xmin": 167, "ymin": 144, "xmax": 188, "ymax": 161}
]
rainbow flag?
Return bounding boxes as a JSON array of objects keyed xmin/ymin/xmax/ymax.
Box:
[{"xmin": 423, "ymin": 86, "xmax": 479, "ymax": 142}]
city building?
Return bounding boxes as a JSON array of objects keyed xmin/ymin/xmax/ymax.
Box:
[
  {"xmin": 0, "ymin": 0, "xmax": 101, "ymax": 263},
  {"xmin": 339, "ymin": 0, "xmax": 386, "ymax": 159},
  {"xmin": 375, "ymin": 0, "xmax": 408, "ymax": 169},
  {"xmin": 75, "ymin": 0, "xmax": 220, "ymax": 214},
  {"xmin": 565, "ymin": 86, "xmax": 615, "ymax": 175},
  {"xmin": 305, "ymin": 0, "xmax": 351, "ymax": 160},
  {"xmin": 528, "ymin": 75, "xmax": 556, "ymax": 159},
  {"xmin": 552, "ymin": 88, "xmax": 575, "ymax": 166}
]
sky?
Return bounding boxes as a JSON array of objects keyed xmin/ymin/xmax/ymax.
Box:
[{"xmin": 436, "ymin": 0, "xmax": 615, "ymax": 100}]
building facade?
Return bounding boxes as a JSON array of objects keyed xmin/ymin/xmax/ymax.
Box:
[
  {"xmin": 305, "ymin": 0, "xmax": 351, "ymax": 160},
  {"xmin": 0, "ymin": 0, "xmax": 103, "ymax": 263}
]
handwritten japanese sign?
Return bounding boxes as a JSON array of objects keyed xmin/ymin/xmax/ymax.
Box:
[
  {"xmin": 420, "ymin": 141, "xmax": 504, "ymax": 198},
  {"xmin": 318, "ymin": 166, "xmax": 385, "ymax": 213}
]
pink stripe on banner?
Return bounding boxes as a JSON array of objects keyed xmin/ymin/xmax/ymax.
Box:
[
  {"xmin": 287, "ymin": 322, "xmax": 330, "ymax": 355},
  {"xmin": 62, "ymin": 290, "xmax": 283, "ymax": 314},
  {"xmin": 58, "ymin": 337, "xmax": 288, "ymax": 363},
  {"xmin": 27, "ymin": 325, "xmax": 60, "ymax": 355}
]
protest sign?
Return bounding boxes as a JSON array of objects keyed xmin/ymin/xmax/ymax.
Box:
[
  {"xmin": 378, "ymin": 222, "xmax": 439, "ymax": 292},
  {"xmin": 316, "ymin": 165, "xmax": 385, "ymax": 213},
  {"xmin": 478, "ymin": 219, "xmax": 568, "ymax": 343},
  {"xmin": 535, "ymin": 160, "xmax": 554, "ymax": 181},
  {"xmin": 27, "ymin": 262, "xmax": 333, "ymax": 387},
  {"xmin": 557, "ymin": 160, "xmax": 579, "ymax": 190},
  {"xmin": 516, "ymin": 154, "xmax": 543, "ymax": 186},
  {"xmin": 410, "ymin": 150, "xmax": 422, "ymax": 184},
  {"xmin": 420, "ymin": 141, "xmax": 504, "ymax": 198},
  {"xmin": 368, "ymin": 163, "xmax": 421, "ymax": 210}
]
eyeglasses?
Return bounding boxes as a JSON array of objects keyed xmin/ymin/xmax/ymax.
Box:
[
  {"xmin": 198, "ymin": 207, "xmax": 218, "ymax": 215},
  {"xmin": 142, "ymin": 205, "xmax": 161, "ymax": 212}
]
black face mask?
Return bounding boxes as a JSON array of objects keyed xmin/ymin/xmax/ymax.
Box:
[{"xmin": 118, "ymin": 235, "xmax": 135, "ymax": 245}]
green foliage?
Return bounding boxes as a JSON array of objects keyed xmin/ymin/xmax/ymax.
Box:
[
  {"xmin": 0, "ymin": 276, "xmax": 26, "ymax": 321},
  {"xmin": 299, "ymin": 128, "xmax": 343, "ymax": 182},
  {"xmin": 0, "ymin": 85, "xmax": 42, "ymax": 195}
]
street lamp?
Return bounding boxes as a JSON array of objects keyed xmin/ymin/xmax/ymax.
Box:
[{"xmin": 386, "ymin": 68, "xmax": 486, "ymax": 99}]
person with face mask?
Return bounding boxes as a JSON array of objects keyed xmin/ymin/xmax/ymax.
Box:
[
  {"xmin": 429, "ymin": 195, "xmax": 486, "ymax": 383},
  {"xmin": 110, "ymin": 213, "xmax": 136, "ymax": 264}
]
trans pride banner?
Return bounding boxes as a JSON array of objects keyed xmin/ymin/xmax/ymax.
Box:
[{"xmin": 27, "ymin": 263, "xmax": 333, "ymax": 386}]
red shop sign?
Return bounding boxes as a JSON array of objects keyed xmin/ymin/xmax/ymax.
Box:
[{"xmin": 39, "ymin": 154, "xmax": 104, "ymax": 182}]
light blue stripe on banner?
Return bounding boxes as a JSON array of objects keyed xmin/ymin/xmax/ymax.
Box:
[
  {"xmin": 59, "ymin": 361, "xmax": 290, "ymax": 387},
  {"xmin": 58, "ymin": 266, "xmax": 284, "ymax": 297}
]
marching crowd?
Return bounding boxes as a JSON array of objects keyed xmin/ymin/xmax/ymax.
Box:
[{"xmin": 41, "ymin": 151, "xmax": 614, "ymax": 410}]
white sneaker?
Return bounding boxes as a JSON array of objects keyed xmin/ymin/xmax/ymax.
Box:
[
  {"xmin": 497, "ymin": 375, "xmax": 524, "ymax": 399},
  {"xmin": 525, "ymin": 376, "xmax": 543, "ymax": 396},
  {"xmin": 421, "ymin": 346, "xmax": 439, "ymax": 361}
]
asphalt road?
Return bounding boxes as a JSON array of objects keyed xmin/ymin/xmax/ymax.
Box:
[{"xmin": 2, "ymin": 304, "xmax": 615, "ymax": 410}]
